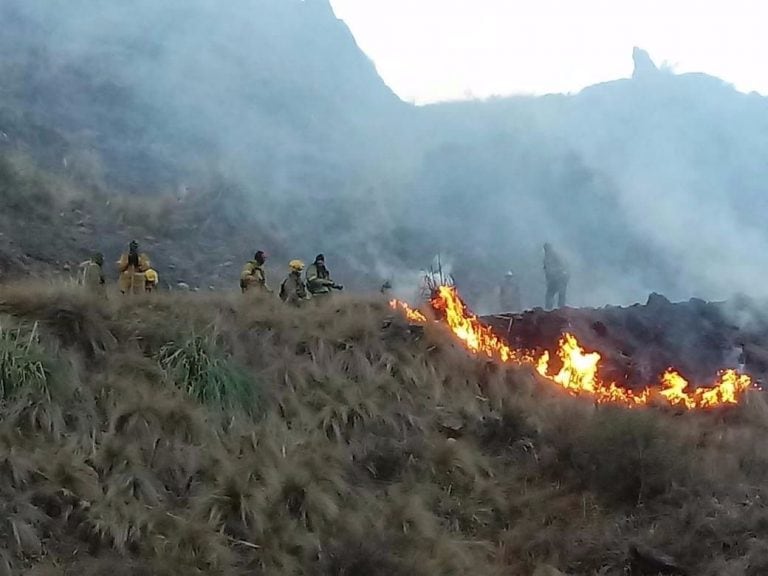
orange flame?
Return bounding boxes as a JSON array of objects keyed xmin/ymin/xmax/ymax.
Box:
[
  {"xmin": 389, "ymin": 299, "xmax": 427, "ymax": 323},
  {"xmin": 390, "ymin": 285, "xmax": 756, "ymax": 410}
]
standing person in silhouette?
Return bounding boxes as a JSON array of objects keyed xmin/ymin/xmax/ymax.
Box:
[
  {"xmin": 499, "ymin": 270, "xmax": 522, "ymax": 312},
  {"xmin": 543, "ymin": 243, "xmax": 569, "ymax": 310}
]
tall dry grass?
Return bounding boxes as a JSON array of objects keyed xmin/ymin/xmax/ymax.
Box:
[{"xmin": 0, "ymin": 281, "xmax": 765, "ymax": 575}]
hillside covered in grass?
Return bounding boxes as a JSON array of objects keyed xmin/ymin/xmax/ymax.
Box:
[{"xmin": 0, "ymin": 285, "xmax": 766, "ymax": 575}]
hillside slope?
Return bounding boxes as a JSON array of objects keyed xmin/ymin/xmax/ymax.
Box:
[
  {"xmin": 0, "ymin": 0, "xmax": 407, "ymax": 288},
  {"xmin": 2, "ymin": 3, "xmax": 768, "ymax": 309},
  {"xmin": 0, "ymin": 284, "xmax": 766, "ymax": 574},
  {"xmin": 0, "ymin": 0, "xmax": 402, "ymax": 191}
]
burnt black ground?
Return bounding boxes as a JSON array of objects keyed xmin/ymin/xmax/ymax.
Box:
[{"xmin": 482, "ymin": 293, "xmax": 768, "ymax": 389}]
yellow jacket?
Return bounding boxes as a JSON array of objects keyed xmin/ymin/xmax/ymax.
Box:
[
  {"xmin": 117, "ymin": 253, "xmax": 150, "ymax": 294},
  {"xmin": 240, "ymin": 261, "xmax": 269, "ymax": 292}
]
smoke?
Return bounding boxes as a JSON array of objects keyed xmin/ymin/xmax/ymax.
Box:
[
  {"xmin": 1, "ymin": 1, "xmax": 767, "ymax": 309},
  {"xmin": 560, "ymin": 68, "xmax": 768, "ymax": 306},
  {"xmin": 402, "ymin": 58, "xmax": 768, "ymax": 310}
]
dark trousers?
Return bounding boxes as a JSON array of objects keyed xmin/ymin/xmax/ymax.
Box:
[{"xmin": 545, "ymin": 279, "xmax": 567, "ymax": 310}]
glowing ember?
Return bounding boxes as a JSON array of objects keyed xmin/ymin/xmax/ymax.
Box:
[{"xmin": 390, "ymin": 285, "xmax": 757, "ymax": 410}]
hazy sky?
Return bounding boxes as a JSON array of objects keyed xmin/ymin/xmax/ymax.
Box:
[{"xmin": 330, "ymin": 0, "xmax": 767, "ymax": 103}]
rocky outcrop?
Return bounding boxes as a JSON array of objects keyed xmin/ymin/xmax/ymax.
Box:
[{"xmin": 632, "ymin": 47, "xmax": 659, "ymax": 79}]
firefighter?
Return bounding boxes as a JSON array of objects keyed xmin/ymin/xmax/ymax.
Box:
[
  {"xmin": 306, "ymin": 254, "xmax": 342, "ymax": 298},
  {"xmin": 240, "ymin": 250, "xmax": 271, "ymax": 293},
  {"xmin": 543, "ymin": 242, "xmax": 569, "ymax": 309},
  {"xmin": 117, "ymin": 240, "xmax": 151, "ymax": 295},
  {"xmin": 499, "ymin": 270, "xmax": 522, "ymax": 312},
  {"xmin": 144, "ymin": 268, "xmax": 159, "ymax": 293},
  {"xmin": 80, "ymin": 252, "xmax": 106, "ymax": 296},
  {"xmin": 380, "ymin": 279, "xmax": 393, "ymax": 297},
  {"xmin": 280, "ymin": 260, "xmax": 309, "ymax": 306}
]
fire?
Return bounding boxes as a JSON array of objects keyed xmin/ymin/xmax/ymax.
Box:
[
  {"xmin": 389, "ymin": 299, "xmax": 427, "ymax": 324},
  {"xmin": 390, "ymin": 285, "xmax": 756, "ymax": 410},
  {"xmin": 429, "ymin": 284, "xmax": 527, "ymax": 363}
]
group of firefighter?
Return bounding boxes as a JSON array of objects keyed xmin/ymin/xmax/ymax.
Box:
[
  {"xmin": 79, "ymin": 240, "xmax": 343, "ymax": 306},
  {"xmin": 80, "ymin": 239, "xmax": 569, "ymax": 311},
  {"xmin": 80, "ymin": 240, "xmax": 159, "ymax": 296},
  {"xmin": 239, "ymin": 251, "xmax": 343, "ymax": 305}
]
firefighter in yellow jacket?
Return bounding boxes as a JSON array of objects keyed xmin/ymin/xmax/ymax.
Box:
[
  {"xmin": 80, "ymin": 252, "xmax": 106, "ymax": 297},
  {"xmin": 280, "ymin": 260, "xmax": 309, "ymax": 306},
  {"xmin": 240, "ymin": 250, "xmax": 271, "ymax": 293},
  {"xmin": 144, "ymin": 268, "xmax": 159, "ymax": 293},
  {"xmin": 117, "ymin": 240, "xmax": 151, "ymax": 295}
]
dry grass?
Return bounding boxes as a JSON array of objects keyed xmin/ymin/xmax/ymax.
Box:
[{"xmin": 0, "ymin": 282, "xmax": 765, "ymax": 575}]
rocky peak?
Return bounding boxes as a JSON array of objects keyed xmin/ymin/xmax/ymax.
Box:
[{"xmin": 632, "ymin": 47, "xmax": 659, "ymax": 79}]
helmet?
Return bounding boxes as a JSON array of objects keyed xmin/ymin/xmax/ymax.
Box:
[
  {"xmin": 145, "ymin": 269, "xmax": 159, "ymax": 283},
  {"xmin": 289, "ymin": 259, "xmax": 305, "ymax": 272}
]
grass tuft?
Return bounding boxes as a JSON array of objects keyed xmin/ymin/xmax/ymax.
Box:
[
  {"xmin": 0, "ymin": 321, "xmax": 51, "ymax": 401},
  {"xmin": 551, "ymin": 406, "xmax": 690, "ymax": 506},
  {"xmin": 158, "ymin": 332, "xmax": 262, "ymax": 417}
]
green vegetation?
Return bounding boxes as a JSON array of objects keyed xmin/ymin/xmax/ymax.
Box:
[
  {"xmin": 0, "ymin": 321, "xmax": 50, "ymax": 400},
  {"xmin": 158, "ymin": 332, "xmax": 261, "ymax": 416},
  {"xmin": 0, "ymin": 283, "xmax": 763, "ymax": 574}
]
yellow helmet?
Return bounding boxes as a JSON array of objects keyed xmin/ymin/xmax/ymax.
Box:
[
  {"xmin": 145, "ymin": 268, "xmax": 159, "ymax": 283},
  {"xmin": 289, "ymin": 259, "xmax": 305, "ymax": 272}
]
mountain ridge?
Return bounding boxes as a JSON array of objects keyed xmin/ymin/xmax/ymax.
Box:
[{"xmin": 1, "ymin": 2, "xmax": 767, "ymax": 309}]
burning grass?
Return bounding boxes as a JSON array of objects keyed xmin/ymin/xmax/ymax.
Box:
[
  {"xmin": 0, "ymin": 282, "xmax": 765, "ymax": 574},
  {"xmin": 402, "ymin": 285, "xmax": 757, "ymax": 410}
]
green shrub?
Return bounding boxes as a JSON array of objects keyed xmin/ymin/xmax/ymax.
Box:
[
  {"xmin": 158, "ymin": 333, "xmax": 262, "ymax": 416},
  {"xmin": 0, "ymin": 322, "xmax": 51, "ymax": 400}
]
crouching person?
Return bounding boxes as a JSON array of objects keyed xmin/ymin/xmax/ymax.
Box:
[{"xmin": 144, "ymin": 268, "xmax": 159, "ymax": 293}]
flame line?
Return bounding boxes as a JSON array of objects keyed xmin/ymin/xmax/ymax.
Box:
[{"xmin": 391, "ymin": 286, "xmax": 757, "ymax": 410}]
